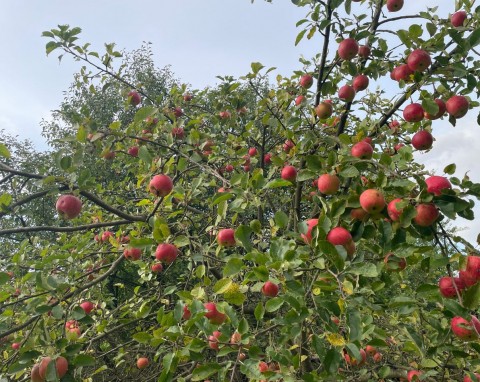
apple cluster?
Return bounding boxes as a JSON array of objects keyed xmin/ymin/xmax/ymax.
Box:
[
  {"xmin": 31, "ymin": 356, "xmax": 68, "ymax": 382},
  {"xmin": 439, "ymin": 256, "xmax": 480, "ymax": 299}
]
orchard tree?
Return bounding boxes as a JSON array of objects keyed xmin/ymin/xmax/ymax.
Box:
[{"xmin": 3, "ymin": 1, "xmax": 480, "ymax": 381}]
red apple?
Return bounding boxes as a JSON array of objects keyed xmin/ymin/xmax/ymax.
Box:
[
  {"xmin": 386, "ymin": 0, "xmax": 404, "ymax": 12},
  {"xmin": 65, "ymin": 320, "xmax": 81, "ymax": 339},
  {"xmin": 56, "ymin": 195, "xmax": 82, "ymax": 220},
  {"xmin": 411, "ymin": 130, "xmax": 433, "ymax": 150},
  {"xmin": 384, "ymin": 253, "xmax": 407, "ymax": 271},
  {"xmin": 387, "ymin": 198, "xmax": 404, "ymax": 221},
  {"xmin": 128, "ymin": 90, "xmax": 141, "ymax": 106},
  {"xmin": 317, "ymin": 174, "xmax": 340, "ymax": 195},
  {"xmin": 259, "ymin": 361, "xmax": 269, "ymax": 373},
  {"xmin": 414, "ymin": 203, "xmax": 439, "ymax": 226},
  {"xmin": 299, "ymin": 74, "xmax": 314, "ymax": 89},
  {"xmin": 101, "ymin": 231, "xmax": 113, "ymax": 242},
  {"xmin": 137, "ymin": 357, "xmax": 149, "ymax": 369},
  {"xmin": 11, "ymin": 342, "xmax": 20, "ymax": 350},
  {"xmin": 446, "ymin": 95, "xmax": 469, "ymax": 118},
  {"xmin": 351, "ymin": 141, "xmax": 373, "ymax": 159},
  {"xmin": 150, "ymin": 262, "xmax": 163, "ymax": 273},
  {"xmin": 248, "ymin": 147, "xmax": 257, "ymax": 156},
  {"xmin": 217, "ymin": 228, "xmax": 236, "ymax": 247},
  {"xmin": 424, "ymin": 99, "xmax": 446, "ymax": 120},
  {"xmin": 302, "ymin": 218, "xmax": 319, "ymax": 244},
  {"xmin": 225, "ymin": 164, "xmax": 234, "ymax": 172},
  {"xmin": 372, "ymin": 352, "xmax": 383, "ymax": 363},
  {"xmin": 124, "ymin": 247, "xmax": 142, "ymax": 261},
  {"xmin": 438, "ymin": 276, "xmax": 466, "ymax": 298},
  {"xmin": 459, "ymin": 270, "xmax": 477, "ymax": 287},
  {"xmin": 172, "ymin": 127, "xmax": 185, "ymax": 139},
  {"xmin": 264, "ymin": 153, "xmax": 272, "ymax": 165},
  {"xmin": 360, "ymin": 189, "xmax": 385, "ymax": 213},
  {"xmin": 389, "ymin": 120, "xmax": 400, "ymax": 133},
  {"xmin": 149, "ymin": 174, "xmax": 173, "ymax": 197},
  {"xmin": 338, "ymin": 85, "xmax": 356, "ymax": 102},
  {"xmin": 295, "ymin": 95, "xmax": 306, "ymax": 106},
  {"xmin": 365, "ymin": 345, "xmax": 376, "ymax": 356},
  {"xmin": 327, "ymin": 227, "xmax": 353, "ymax": 246},
  {"xmin": 338, "ymin": 38, "xmax": 359, "ymax": 60},
  {"xmin": 204, "ymin": 302, "xmax": 227, "ymax": 324},
  {"xmin": 358, "ymin": 45, "xmax": 371, "ymax": 59},
  {"xmin": 219, "ymin": 111, "xmax": 231, "ymax": 120},
  {"xmin": 315, "ymin": 101, "xmax": 333, "ymax": 119},
  {"xmin": 55, "ymin": 357, "xmax": 68, "ymax": 378},
  {"xmin": 350, "ymin": 207, "xmax": 368, "ymax": 221},
  {"xmin": 183, "ymin": 93, "xmax": 193, "ymax": 102},
  {"xmin": 261, "ymin": 281, "xmax": 279, "ymax": 297},
  {"xmin": 352, "ymin": 74, "xmax": 369, "ymax": 91},
  {"xmin": 80, "ymin": 301, "xmax": 95, "ymax": 315},
  {"xmin": 127, "ymin": 146, "xmax": 139, "ymax": 157},
  {"xmin": 281, "ymin": 166, "xmax": 297, "ymax": 182},
  {"xmin": 208, "ymin": 330, "xmax": 222, "ymax": 350},
  {"xmin": 230, "ymin": 331, "xmax": 242, "ymax": 345},
  {"xmin": 283, "ymin": 140, "xmax": 295, "ymax": 153},
  {"xmin": 407, "ymin": 370, "xmax": 423, "ymax": 381},
  {"xmin": 451, "ymin": 11, "xmax": 468, "ymax": 27},
  {"xmin": 182, "ymin": 305, "xmax": 191, "ymax": 320},
  {"xmin": 464, "ymin": 373, "xmax": 480, "ymax": 382},
  {"xmin": 451, "ymin": 316, "xmax": 477, "ymax": 340},
  {"xmin": 466, "ymin": 256, "xmax": 480, "ymax": 280},
  {"xmin": 155, "ymin": 243, "xmax": 178, "ymax": 263},
  {"xmin": 407, "ymin": 49, "xmax": 431, "ymax": 72},
  {"xmin": 31, "ymin": 364, "xmax": 42, "ymax": 382},
  {"xmin": 403, "ymin": 103, "xmax": 424, "ymax": 122},
  {"xmin": 394, "ymin": 143, "xmax": 405, "ymax": 152},
  {"xmin": 426, "ymin": 176, "xmax": 451, "ymax": 196}
]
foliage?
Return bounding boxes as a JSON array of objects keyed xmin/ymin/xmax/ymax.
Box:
[{"xmin": 2, "ymin": 1, "xmax": 480, "ymax": 381}]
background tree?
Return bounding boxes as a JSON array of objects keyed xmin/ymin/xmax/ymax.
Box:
[{"xmin": 2, "ymin": 1, "xmax": 480, "ymax": 381}]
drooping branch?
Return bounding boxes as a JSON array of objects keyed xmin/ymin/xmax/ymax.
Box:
[{"xmin": 0, "ymin": 220, "xmax": 132, "ymax": 236}]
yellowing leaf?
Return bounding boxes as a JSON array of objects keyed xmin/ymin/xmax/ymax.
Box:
[
  {"xmin": 343, "ymin": 280, "xmax": 354, "ymax": 295},
  {"xmin": 325, "ymin": 332, "xmax": 346, "ymax": 347}
]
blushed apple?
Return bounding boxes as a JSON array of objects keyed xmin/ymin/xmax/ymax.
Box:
[
  {"xmin": 301, "ymin": 218, "xmax": 319, "ymax": 244},
  {"xmin": 155, "ymin": 243, "xmax": 178, "ymax": 263},
  {"xmin": 414, "ymin": 203, "xmax": 439, "ymax": 226},
  {"xmin": 281, "ymin": 165, "xmax": 297, "ymax": 182},
  {"xmin": 411, "ymin": 130, "xmax": 433, "ymax": 150},
  {"xmin": 56, "ymin": 194, "xmax": 82, "ymax": 220},
  {"xmin": 128, "ymin": 90, "xmax": 141, "ymax": 106},
  {"xmin": 315, "ymin": 101, "xmax": 333, "ymax": 119},
  {"xmin": 261, "ymin": 281, "xmax": 279, "ymax": 297},
  {"xmin": 352, "ymin": 74, "xmax": 369, "ymax": 91},
  {"xmin": 217, "ymin": 228, "xmax": 236, "ymax": 247},
  {"xmin": 338, "ymin": 38, "xmax": 359, "ymax": 60},
  {"xmin": 446, "ymin": 95, "xmax": 469, "ymax": 118},
  {"xmin": 425, "ymin": 176, "xmax": 451, "ymax": 195},
  {"xmin": 351, "ymin": 141, "xmax": 373, "ymax": 159},
  {"xmin": 451, "ymin": 11, "xmax": 468, "ymax": 27},
  {"xmin": 149, "ymin": 174, "xmax": 173, "ymax": 197},
  {"xmin": 360, "ymin": 189, "xmax": 385, "ymax": 213},
  {"xmin": 317, "ymin": 174, "xmax": 340, "ymax": 195},
  {"xmin": 403, "ymin": 103, "xmax": 424, "ymax": 122},
  {"xmin": 338, "ymin": 85, "xmax": 356, "ymax": 102},
  {"xmin": 407, "ymin": 49, "xmax": 431, "ymax": 72},
  {"xmin": 299, "ymin": 74, "xmax": 314, "ymax": 89}
]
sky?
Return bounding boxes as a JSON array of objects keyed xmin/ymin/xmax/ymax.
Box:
[{"xmin": 0, "ymin": 0, "xmax": 478, "ymax": 243}]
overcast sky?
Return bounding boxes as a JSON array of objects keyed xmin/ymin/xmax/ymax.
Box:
[{"xmin": 0, "ymin": 0, "xmax": 478, "ymax": 243}]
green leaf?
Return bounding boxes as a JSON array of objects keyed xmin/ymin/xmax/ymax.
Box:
[
  {"xmin": 251, "ymin": 62, "xmax": 264, "ymax": 74},
  {"xmin": 348, "ymin": 263, "xmax": 378, "ymax": 277},
  {"xmin": 347, "ymin": 310, "xmax": 361, "ymax": 342},
  {"xmin": 213, "ymin": 278, "xmax": 233, "ymax": 294},
  {"xmin": 254, "ymin": 302, "xmax": 264, "ymax": 321},
  {"xmin": 469, "ymin": 28, "xmax": 480, "ymax": 48},
  {"xmin": 0, "ymin": 272, "xmax": 10, "ymax": 285},
  {"xmin": 223, "ymin": 258, "xmax": 244, "ymax": 277},
  {"xmin": 274, "ymin": 211, "xmax": 289, "ymax": 228},
  {"xmin": 134, "ymin": 106, "xmax": 156, "ymax": 123},
  {"xmin": 443, "ymin": 163, "xmax": 456, "ymax": 175},
  {"xmin": 74, "ymin": 354, "xmax": 96, "ymax": 366},
  {"xmin": 464, "ymin": 282, "xmax": 480, "ymax": 309},
  {"xmin": 0, "ymin": 143, "xmax": 10, "ymax": 158},
  {"xmin": 191, "ymin": 363, "xmax": 222, "ymax": 381},
  {"xmin": 235, "ymin": 225, "xmax": 253, "ymax": 251},
  {"xmin": 265, "ymin": 179, "xmax": 293, "ymax": 188},
  {"xmin": 265, "ymin": 297, "xmax": 284, "ymax": 312},
  {"xmin": 295, "ymin": 29, "xmax": 307, "ymax": 46},
  {"xmin": 339, "ymin": 166, "xmax": 359, "ymax": 178},
  {"xmin": 132, "ymin": 332, "xmax": 153, "ymax": 344}
]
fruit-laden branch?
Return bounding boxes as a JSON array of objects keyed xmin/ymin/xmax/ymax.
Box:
[
  {"xmin": 0, "ymin": 220, "xmax": 132, "ymax": 236},
  {"xmin": 0, "ymin": 188, "xmax": 67, "ymax": 218},
  {"xmin": 0, "ymin": 254, "xmax": 125, "ymax": 339}
]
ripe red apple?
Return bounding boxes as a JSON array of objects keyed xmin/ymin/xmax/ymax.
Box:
[
  {"xmin": 386, "ymin": 0, "xmax": 404, "ymax": 12},
  {"xmin": 299, "ymin": 74, "xmax": 313, "ymax": 89},
  {"xmin": 31, "ymin": 364, "xmax": 43, "ymax": 382},
  {"xmin": 350, "ymin": 207, "xmax": 368, "ymax": 221},
  {"xmin": 407, "ymin": 49, "xmax": 431, "ymax": 72},
  {"xmin": 451, "ymin": 11, "xmax": 468, "ymax": 27},
  {"xmin": 424, "ymin": 99, "xmax": 446, "ymax": 120},
  {"xmin": 65, "ymin": 320, "xmax": 81, "ymax": 339},
  {"xmin": 407, "ymin": 370, "xmax": 422, "ymax": 381},
  {"xmin": 394, "ymin": 143, "xmax": 405, "ymax": 152},
  {"xmin": 338, "ymin": 85, "xmax": 356, "ymax": 102},
  {"xmin": 149, "ymin": 174, "xmax": 173, "ymax": 197},
  {"xmin": 55, "ymin": 357, "xmax": 68, "ymax": 378},
  {"xmin": 128, "ymin": 90, "xmax": 141, "ymax": 106},
  {"xmin": 248, "ymin": 147, "xmax": 257, "ymax": 156},
  {"xmin": 281, "ymin": 166, "xmax": 297, "ymax": 182},
  {"xmin": 172, "ymin": 127, "xmax": 185, "ymax": 139},
  {"xmin": 451, "ymin": 316, "xmax": 477, "ymax": 340},
  {"xmin": 425, "ymin": 176, "xmax": 451, "ymax": 196},
  {"xmin": 225, "ymin": 164, "xmax": 234, "ymax": 172},
  {"xmin": 182, "ymin": 305, "xmax": 191, "ymax": 320},
  {"xmin": 403, "ymin": 103, "xmax": 424, "ymax": 122},
  {"xmin": 438, "ymin": 276, "xmax": 466, "ymax": 298},
  {"xmin": 137, "ymin": 357, "xmax": 149, "ymax": 369},
  {"xmin": 411, "ymin": 130, "xmax": 433, "ymax": 150},
  {"xmin": 327, "ymin": 227, "xmax": 353, "ymax": 246},
  {"xmin": 446, "ymin": 95, "xmax": 469, "ymax": 118},
  {"xmin": 393, "ymin": 64, "xmax": 414, "ymax": 82},
  {"xmin": 365, "ymin": 345, "xmax": 376, "ymax": 356},
  {"xmin": 301, "ymin": 218, "xmax": 319, "ymax": 244},
  {"xmin": 11, "ymin": 342, "xmax": 20, "ymax": 350},
  {"xmin": 338, "ymin": 38, "xmax": 359, "ymax": 60},
  {"xmin": 317, "ymin": 174, "xmax": 340, "ymax": 195},
  {"xmin": 384, "ymin": 253, "xmax": 407, "ymax": 271},
  {"xmin": 352, "ymin": 74, "xmax": 369, "ymax": 91},
  {"xmin": 124, "ymin": 247, "xmax": 142, "ymax": 261},
  {"xmin": 208, "ymin": 330, "xmax": 222, "ymax": 350},
  {"xmin": 219, "ymin": 111, "xmax": 231, "ymax": 119},
  {"xmin": 80, "ymin": 301, "xmax": 95, "ymax": 314},
  {"xmin": 217, "ymin": 228, "xmax": 236, "ymax": 247},
  {"xmin": 261, "ymin": 281, "xmax": 279, "ymax": 297},
  {"xmin": 101, "ymin": 231, "xmax": 113, "ymax": 242},
  {"xmin": 151, "ymin": 263, "xmax": 163, "ymax": 273},
  {"xmin": 204, "ymin": 302, "xmax": 227, "ymax": 324},
  {"xmin": 360, "ymin": 189, "xmax": 385, "ymax": 213},
  {"xmin": 315, "ymin": 101, "xmax": 333, "ymax": 119},
  {"xmin": 387, "ymin": 198, "xmax": 404, "ymax": 221},
  {"xmin": 351, "ymin": 141, "xmax": 373, "ymax": 159},
  {"xmin": 283, "ymin": 140, "xmax": 295, "ymax": 153},
  {"xmin": 264, "ymin": 153, "xmax": 272, "ymax": 165},
  {"xmin": 39, "ymin": 356, "xmax": 69, "ymax": 380},
  {"xmin": 414, "ymin": 203, "xmax": 439, "ymax": 226},
  {"xmin": 464, "ymin": 373, "xmax": 480, "ymax": 382},
  {"xmin": 155, "ymin": 243, "xmax": 178, "ymax": 264},
  {"xmin": 295, "ymin": 95, "xmax": 306, "ymax": 106},
  {"xmin": 259, "ymin": 361, "xmax": 269, "ymax": 373},
  {"xmin": 372, "ymin": 352, "xmax": 383, "ymax": 363},
  {"xmin": 459, "ymin": 270, "xmax": 477, "ymax": 287},
  {"xmin": 466, "ymin": 256, "xmax": 480, "ymax": 280},
  {"xmin": 358, "ymin": 45, "xmax": 371, "ymax": 59},
  {"xmin": 389, "ymin": 120, "xmax": 400, "ymax": 133},
  {"xmin": 127, "ymin": 146, "xmax": 139, "ymax": 157},
  {"xmin": 56, "ymin": 194, "xmax": 82, "ymax": 220}
]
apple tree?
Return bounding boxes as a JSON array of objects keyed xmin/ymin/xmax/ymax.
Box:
[{"xmin": 2, "ymin": 1, "xmax": 480, "ymax": 381}]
